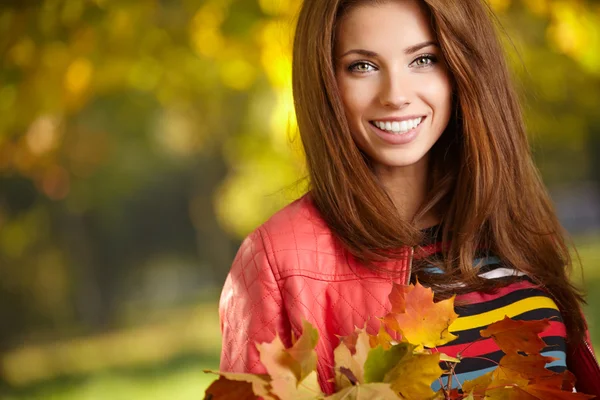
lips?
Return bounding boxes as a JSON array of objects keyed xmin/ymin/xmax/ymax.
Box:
[
  {"xmin": 370, "ymin": 117, "xmax": 424, "ymax": 134},
  {"xmin": 368, "ymin": 116, "xmax": 426, "ymax": 145}
]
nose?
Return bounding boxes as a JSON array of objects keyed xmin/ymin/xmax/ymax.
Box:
[{"xmin": 378, "ymin": 70, "xmax": 411, "ymax": 109}]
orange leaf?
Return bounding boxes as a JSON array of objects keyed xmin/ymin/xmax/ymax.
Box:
[
  {"xmin": 485, "ymin": 382, "xmax": 534, "ymax": 400},
  {"xmin": 338, "ymin": 329, "xmax": 359, "ymax": 354},
  {"xmin": 492, "ymin": 353, "xmax": 557, "ymax": 381},
  {"xmin": 482, "ymin": 364, "xmax": 594, "ymax": 400},
  {"xmin": 388, "ymin": 283, "xmax": 412, "ymax": 313},
  {"xmin": 530, "ymin": 370, "xmax": 577, "ymax": 392},
  {"xmin": 517, "ymin": 382, "xmax": 596, "ymax": 399},
  {"xmin": 480, "ymin": 317, "xmax": 550, "ymax": 355},
  {"xmin": 383, "ymin": 281, "xmax": 459, "ymax": 348},
  {"xmin": 369, "ymin": 323, "xmax": 395, "ymax": 350},
  {"xmin": 462, "ymin": 370, "xmax": 493, "ymax": 398}
]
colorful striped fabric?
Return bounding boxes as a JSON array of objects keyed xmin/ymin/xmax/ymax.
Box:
[{"xmin": 426, "ymin": 256, "xmax": 567, "ymax": 391}]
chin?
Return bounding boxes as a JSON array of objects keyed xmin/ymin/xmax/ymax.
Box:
[{"xmin": 371, "ymin": 151, "xmax": 428, "ymax": 169}]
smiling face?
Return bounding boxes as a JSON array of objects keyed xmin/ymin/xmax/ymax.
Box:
[{"xmin": 334, "ymin": 0, "xmax": 453, "ymax": 174}]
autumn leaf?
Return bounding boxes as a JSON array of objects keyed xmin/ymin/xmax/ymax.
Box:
[
  {"xmin": 291, "ymin": 370, "xmax": 326, "ymax": 400},
  {"xmin": 516, "ymin": 380, "xmax": 596, "ymax": 399},
  {"xmin": 480, "ymin": 317, "xmax": 551, "ymax": 355},
  {"xmin": 508, "ymin": 370, "xmax": 594, "ymax": 399},
  {"xmin": 387, "ymin": 283, "xmax": 412, "ymax": 313},
  {"xmin": 462, "ymin": 355, "xmax": 588, "ymax": 400},
  {"xmin": 325, "ymin": 383, "xmax": 400, "ymax": 399},
  {"xmin": 421, "ymin": 348, "xmax": 460, "ymax": 363},
  {"xmin": 462, "ymin": 352, "xmax": 565, "ymax": 399},
  {"xmin": 339, "ymin": 367, "xmax": 359, "ymax": 386},
  {"xmin": 334, "ymin": 342, "xmax": 361, "ymax": 389},
  {"xmin": 203, "ymin": 377, "xmax": 258, "ymax": 400},
  {"xmin": 438, "ymin": 352, "xmax": 461, "ymax": 363},
  {"xmin": 492, "ymin": 353, "xmax": 557, "ymax": 381},
  {"xmin": 530, "ymin": 370, "xmax": 577, "ymax": 392},
  {"xmin": 462, "ymin": 370, "xmax": 493, "ymax": 398},
  {"xmin": 333, "ymin": 327, "xmax": 371, "ymax": 388},
  {"xmin": 338, "ymin": 326, "xmax": 371, "ymax": 355},
  {"xmin": 383, "ymin": 282, "xmax": 459, "ymax": 348},
  {"xmin": 287, "ymin": 320, "xmax": 320, "ymax": 381},
  {"xmin": 256, "ymin": 324, "xmax": 324, "ymax": 400},
  {"xmin": 384, "ymin": 352, "xmax": 444, "ymax": 400},
  {"xmin": 364, "ymin": 343, "xmax": 415, "ymax": 383},
  {"xmin": 369, "ymin": 323, "xmax": 395, "ymax": 350},
  {"xmin": 204, "ymin": 322, "xmax": 323, "ymax": 399},
  {"xmin": 203, "ymin": 371, "xmax": 274, "ymax": 400},
  {"xmin": 256, "ymin": 335, "xmax": 297, "ymax": 391},
  {"xmin": 484, "ymin": 375, "xmax": 530, "ymax": 400}
]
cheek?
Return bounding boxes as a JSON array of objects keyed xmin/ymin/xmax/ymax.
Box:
[
  {"xmin": 421, "ymin": 74, "xmax": 453, "ymax": 120},
  {"xmin": 338, "ymin": 78, "xmax": 372, "ymax": 119}
]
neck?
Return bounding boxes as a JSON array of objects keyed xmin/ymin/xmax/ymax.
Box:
[{"xmin": 373, "ymin": 156, "xmax": 438, "ymax": 229}]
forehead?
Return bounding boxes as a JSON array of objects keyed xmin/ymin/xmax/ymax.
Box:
[{"xmin": 335, "ymin": 0, "xmax": 434, "ymax": 51}]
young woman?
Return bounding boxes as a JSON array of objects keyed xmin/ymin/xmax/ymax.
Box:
[{"xmin": 219, "ymin": 0, "xmax": 600, "ymax": 395}]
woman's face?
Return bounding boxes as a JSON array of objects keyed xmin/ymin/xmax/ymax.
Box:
[{"xmin": 334, "ymin": 0, "xmax": 452, "ymax": 171}]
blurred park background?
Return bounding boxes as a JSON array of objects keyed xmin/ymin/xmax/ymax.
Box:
[{"xmin": 0, "ymin": 0, "xmax": 599, "ymax": 398}]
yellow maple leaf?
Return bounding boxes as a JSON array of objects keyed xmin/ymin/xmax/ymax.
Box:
[
  {"xmin": 384, "ymin": 352, "xmax": 444, "ymax": 400},
  {"xmin": 383, "ymin": 282, "xmax": 459, "ymax": 348}
]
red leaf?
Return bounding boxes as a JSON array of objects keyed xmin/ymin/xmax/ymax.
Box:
[
  {"xmin": 480, "ymin": 316, "xmax": 550, "ymax": 355},
  {"xmin": 204, "ymin": 377, "xmax": 258, "ymax": 400},
  {"xmin": 387, "ymin": 283, "xmax": 412, "ymax": 313}
]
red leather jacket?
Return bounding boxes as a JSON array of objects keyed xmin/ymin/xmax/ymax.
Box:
[{"xmin": 219, "ymin": 195, "xmax": 600, "ymax": 395}]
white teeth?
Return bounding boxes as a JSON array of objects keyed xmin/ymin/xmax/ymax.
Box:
[{"xmin": 373, "ymin": 117, "xmax": 423, "ymax": 134}]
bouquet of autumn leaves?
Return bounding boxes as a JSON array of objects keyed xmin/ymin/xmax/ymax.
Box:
[{"xmin": 204, "ymin": 282, "xmax": 595, "ymax": 399}]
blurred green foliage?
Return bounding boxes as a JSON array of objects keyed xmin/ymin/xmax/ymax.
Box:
[{"xmin": 0, "ymin": 0, "xmax": 600, "ymax": 398}]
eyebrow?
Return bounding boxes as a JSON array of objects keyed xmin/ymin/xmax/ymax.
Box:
[{"xmin": 339, "ymin": 40, "xmax": 439, "ymax": 58}]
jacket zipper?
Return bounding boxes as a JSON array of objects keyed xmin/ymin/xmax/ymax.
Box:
[
  {"xmin": 584, "ymin": 338, "xmax": 600, "ymax": 367},
  {"xmin": 405, "ymin": 246, "xmax": 415, "ymax": 285}
]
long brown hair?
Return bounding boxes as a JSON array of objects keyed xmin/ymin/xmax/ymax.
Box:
[{"xmin": 291, "ymin": 0, "xmax": 586, "ymax": 342}]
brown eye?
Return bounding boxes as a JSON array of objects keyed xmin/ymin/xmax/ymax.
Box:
[
  {"xmin": 411, "ymin": 54, "xmax": 438, "ymax": 68},
  {"xmin": 348, "ymin": 61, "xmax": 376, "ymax": 73}
]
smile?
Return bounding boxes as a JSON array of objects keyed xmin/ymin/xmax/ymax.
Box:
[{"xmin": 370, "ymin": 117, "xmax": 423, "ymax": 134}]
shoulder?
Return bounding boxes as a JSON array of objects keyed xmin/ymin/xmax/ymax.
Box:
[
  {"xmin": 244, "ymin": 193, "xmax": 344, "ymax": 278},
  {"xmin": 259, "ymin": 193, "xmax": 330, "ymax": 240}
]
